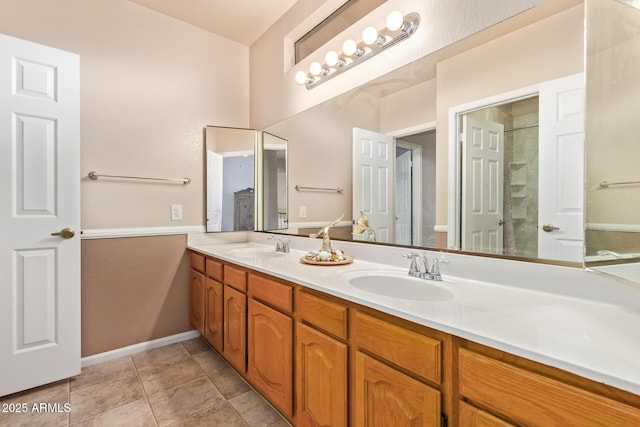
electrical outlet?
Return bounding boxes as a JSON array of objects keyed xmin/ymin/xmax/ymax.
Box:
[
  {"xmin": 299, "ymin": 205, "xmax": 307, "ymax": 218},
  {"xmin": 171, "ymin": 204, "xmax": 183, "ymax": 221}
]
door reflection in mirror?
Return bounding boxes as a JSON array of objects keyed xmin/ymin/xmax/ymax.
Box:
[
  {"xmin": 205, "ymin": 126, "xmax": 257, "ymax": 232},
  {"xmin": 263, "ymin": 132, "xmax": 288, "ymax": 230}
]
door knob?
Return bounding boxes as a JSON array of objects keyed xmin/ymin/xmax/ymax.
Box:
[
  {"xmin": 51, "ymin": 227, "xmax": 75, "ymax": 239},
  {"xmin": 542, "ymin": 224, "xmax": 560, "ymax": 232}
]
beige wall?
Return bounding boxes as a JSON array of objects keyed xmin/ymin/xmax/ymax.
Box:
[
  {"xmin": 585, "ymin": 0, "xmax": 640, "ymax": 225},
  {"xmin": 0, "ymin": 0, "xmax": 250, "ymax": 356},
  {"xmin": 434, "ymin": 4, "xmax": 584, "ymax": 225},
  {"xmin": 266, "ymin": 96, "xmax": 379, "ymax": 223},
  {"xmin": 0, "ymin": 0, "xmax": 249, "ymax": 229},
  {"xmin": 81, "ymin": 235, "xmax": 190, "ymax": 357},
  {"xmin": 250, "ymin": 0, "xmax": 543, "ymax": 130}
]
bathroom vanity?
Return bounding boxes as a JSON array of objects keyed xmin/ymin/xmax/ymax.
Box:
[{"xmin": 187, "ymin": 233, "xmax": 640, "ymax": 426}]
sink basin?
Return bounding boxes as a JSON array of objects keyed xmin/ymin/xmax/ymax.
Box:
[
  {"xmin": 226, "ymin": 247, "xmax": 286, "ymax": 259},
  {"xmin": 347, "ymin": 271, "xmax": 454, "ymax": 301}
]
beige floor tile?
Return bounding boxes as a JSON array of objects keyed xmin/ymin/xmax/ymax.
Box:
[
  {"xmin": 137, "ymin": 355, "xmax": 205, "ymax": 396},
  {"xmin": 69, "ymin": 398, "xmax": 156, "ymax": 427},
  {"xmin": 0, "ymin": 399, "xmax": 70, "ymax": 427},
  {"xmin": 69, "ymin": 374, "xmax": 144, "ymax": 424},
  {"xmin": 147, "ymin": 376, "xmax": 225, "ymax": 426},
  {"xmin": 170, "ymin": 401, "xmax": 248, "ymax": 427},
  {"xmin": 192, "ymin": 350, "xmax": 228, "ymax": 375},
  {"xmin": 0, "ymin": 379, "xmax": 69, "ymax": 405},
  {"xmin": 70, "ymin": 356, "xmax": 135, "ymax": 391},
  {"xmin": 229, "ymin": 390, "xmax": 283, "ymax": 427},
  {"xmin": 207, "ymin": 367, "xmax": 251, "ymax": 399},
  {"xmin": 268, "ymin": 420, "xmax": 292, "ymax": 427},
  {"xmin": 181, "ymin": 337, "xmax": 211, "ymax": 355},
  {"xmin": 132, "ymin": 343, "xmax": 189, "ymax": 370}
]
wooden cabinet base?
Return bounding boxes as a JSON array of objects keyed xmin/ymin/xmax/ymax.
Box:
[{"xmin": 354, "ymin": 351, "xmax": 441, "ymax": 427}]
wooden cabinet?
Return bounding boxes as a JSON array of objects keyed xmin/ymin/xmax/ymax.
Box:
[
  {"xmin": 204, "ymin": 277, "xmax": 223, "ymax": 352},
  {"xmin": 456, "ymin": 344, "xmax": 640, "ymax": 426},
  {"xmin": 247, "ymin": 273, "xmax": 293, "ymax": 418},
  {"xmin": 223, "ymin": 285, "xmax": 246, "ymax": 373},
  {"xmin": 296, "ymin": 322, "xmax": 347, "ymax": 427},
  {"xmin": 247, "ymin": 298, "xmax": 293, "ymax": 418},
  {"xmin": 188, "ymin": 250, "xmax": 640, "ymax": 427},
  {"xmin": 296, "ymin": 290, "xmax": 348, "ymax": 427},
  {"xmin": 354, "ymin": 351, "xmax": 441, "ymax": 426},
  {"xmin": 188, "ymin": 270, "xmax": 205, "ymax": 333},
  {"xmin": 351, "ymin": 310, "xmax": 445, "ymax": 427}
]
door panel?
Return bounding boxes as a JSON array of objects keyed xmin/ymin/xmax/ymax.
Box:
[
  {"xmin": 353, "ymin": 128, "xmax": 394, "ymax": 243},
  {"xmin": 0, "ymin": 33, "xmax": 80, "ymax": 397},
  {"xmin": 538, "ymin": 73, "xmax": 584, "ymax": 262},
  {"xmin": 461, "ymin": 116, "xmax": 504, "ymax": 254}
]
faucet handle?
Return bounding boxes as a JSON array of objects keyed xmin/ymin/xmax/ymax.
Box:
[
  {"xmin": 430, "ymin": 258, "xmax": 442, "ymax": 281},
  {"xmin": 404, "ymin": 252, "xmax": 421, "ymax": 276},
  {"xmin": 282, "ymin": 240, "xmax": 290, "ymax": 253}
]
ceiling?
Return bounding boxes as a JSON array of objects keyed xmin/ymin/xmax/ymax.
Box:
[{"xmin": 129, "ymin": 0, "xmax": 299, "ymax": 46}]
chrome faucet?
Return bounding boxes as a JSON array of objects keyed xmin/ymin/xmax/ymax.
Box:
[
  {"xmin": 268, "ymin": 236, "xmax": 290, "ymax": 253},
  {"xmin": 405, "ymin": 252, "xmax": 443, "ymax": 281}
]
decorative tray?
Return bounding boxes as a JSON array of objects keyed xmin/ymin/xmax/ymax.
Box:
[{"xmin": 299, "ymin": 256, "xmax": 353, "ymax": 266}]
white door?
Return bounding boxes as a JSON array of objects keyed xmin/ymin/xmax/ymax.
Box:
[
  {"xmin": 352, "ymin": 128, "xmax": 394, "ymax": 243},
  {"xmin": 461, "ymin": 116, "xmax": 504, "ymax": 253},
  {"xmin": 395, "ymin": 149, "xmax": 412, "ymax": 245},
  {"xmin": 538, "ymin": 73, "xmax": 584, "ymax": 262},
  {"xmin": 0, "ymin": 34, "xmax": 80, "ymax": 396},
  {"xmin": 206, "ymin": 150, "xmax": 223, "ymax": 231}
]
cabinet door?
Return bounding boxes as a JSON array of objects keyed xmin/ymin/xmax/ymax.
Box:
[
  {"xmin": 354, "ymin": 351, "xmax": 441, "ymax": 427},
  {"xmin": 247, "ymin": 298, "xmax": 293, "ymax": 418},
  {"xmin": 296, "ymin": 323, "xmax": 347, "ymax": 427},
  {"xmin": 204, "ymin": 277, "xmax": 223, "ymax": 352},
  {"xmin": 189, "ymin": 269, "xmax": 205, "ymax": 333},
  {"xmin": 223, "ymin": 285, "xmax": 246, "ymax": 373}
]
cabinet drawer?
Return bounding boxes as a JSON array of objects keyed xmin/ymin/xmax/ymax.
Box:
[
  {"xmin": 190, "ymin": 252, "xmax": 205, "ymax": 273},
  {"xmin": 459, "ymin": 401, "xmax": 514, "ymax": 426},
  {"xmin": 205, "ymin": 257, "xmax": 223, "ymax": 281},
  {"xmin": 224, "ymin": 264, "xmax": 247, "ymax": 292},
  {"xmin": 354, "ymin": 351, "xmax": 441, "ymax": 427},
  {"xmin": 297, "ymin": 291, "xmax": 347, "ymax": 340},
  {"xmin": 353, "ymin": 311, "xmax": 441, "ymax": 384},
  {"xmin": 248, "ymin": 274, "xmax": 292, "ymax": 314},
  {"xmin": 458, "ymin": 348, "xmax": 640, "ymax": 425}
]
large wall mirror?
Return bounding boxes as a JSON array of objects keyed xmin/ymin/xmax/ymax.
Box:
[
  {"xmin": 584, "ymin": 0, "xmax": 640, "ymax": 284},
  {"xmin": 205, "ymin": 126, "xmax": 288, "ymax": 232},
  {"xmin": 263, "ymin": 1, "xmax": 586, "ymax": 263}
]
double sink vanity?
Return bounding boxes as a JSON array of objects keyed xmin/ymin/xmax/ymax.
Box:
[{"xmin": 187, "ymin": 232, "xmax": 640, "ymax": 426}]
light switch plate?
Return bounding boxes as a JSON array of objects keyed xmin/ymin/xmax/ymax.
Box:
[
  {"xmin": 171, "ymin": 204, "xmax": 183, "ymax": 221},
  {"xmin": 299, "ymin": 205, "xmax": 307, "ymax": 218}
]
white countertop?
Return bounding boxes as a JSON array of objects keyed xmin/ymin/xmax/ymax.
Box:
[{"xmin": 188, "ymin": 232, "xmax": 640, "ymax": 396}]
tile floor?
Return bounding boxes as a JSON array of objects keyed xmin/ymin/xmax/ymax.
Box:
[{"xmin": 0, "ymin": 337, "xmax": 290, "ymax": 426}]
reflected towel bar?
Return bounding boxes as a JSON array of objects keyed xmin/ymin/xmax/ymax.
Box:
[
  {"xmin": 599, "ymin": 180, "xmax": 640, "ymax": 188},
  {"xmin": 295, "ymin": 185, "xmax": 343, "ymax": 193},
  {"xmin": 88, "ymin": 171, "xmax": 191, "ymax": 184}
]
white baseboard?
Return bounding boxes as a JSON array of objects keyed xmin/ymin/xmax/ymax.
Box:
[
  {"xmin": 81, "ymin": 225, "xmax": 206, "ymax": 239},
  {"xmin": 81, "ymin": 330, "xmax": 201, "ymax": 367}
]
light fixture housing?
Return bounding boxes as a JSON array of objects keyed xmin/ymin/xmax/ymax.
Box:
[{"xmin": 295, "ymin": 12, "xmax": 420, "ymax": 90}]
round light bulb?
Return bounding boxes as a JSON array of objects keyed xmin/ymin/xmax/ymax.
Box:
[
  {"xmin": 309, "ymin": 61, "xmax": 323, "ymax": 76},
  {"xmin": 342, "ymin": 39, "xmax": 357, "ymax": 56},
  {"xmin": 362, "ymin": 26, "xmax": 378, "ymax": 45},
  {"xmin": 386, "ymin": 11, "xmax": 404, "ymax": 31},
  {"xmin": 295, "ymin": 70, "xmax": 308, "ymax": 85},
  {"xmin": 325, "ymin": 50, "xmax": 339, "ymax": 67}
]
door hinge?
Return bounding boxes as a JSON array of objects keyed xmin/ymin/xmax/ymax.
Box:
[{"xmin": 441, "ymin": 413, "xmax": 448, "ymax": 427}]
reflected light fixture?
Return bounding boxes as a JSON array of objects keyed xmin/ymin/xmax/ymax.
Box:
[{"xmin": 295, "ymin": 11, "xmax": 420, "ymax": 89}]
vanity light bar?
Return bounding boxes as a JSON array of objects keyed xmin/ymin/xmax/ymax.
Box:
[{"xmin": 295, "ymin": 11, "xmax": 420, "ymax": 90}]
